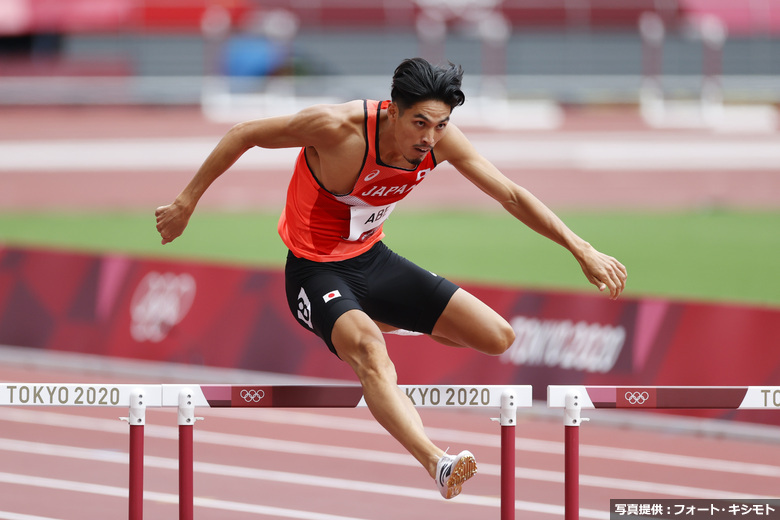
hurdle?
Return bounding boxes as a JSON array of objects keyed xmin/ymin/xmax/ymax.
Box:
[
  {"xmin": 0, "ymin": 382, "xmax": 531, "ymax": 520},
  {"xmin": 547, "ymin": 386, "xmax": 780, "ymax": 520}
]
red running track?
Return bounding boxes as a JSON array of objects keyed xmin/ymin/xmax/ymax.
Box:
[{"xmin": 1, "ymin": 357, "xmax": 780, "ymax": 520}]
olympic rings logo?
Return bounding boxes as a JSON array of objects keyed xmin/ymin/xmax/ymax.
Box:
[
  {"xmin": 625, "ymin": 391, "xmax": 650, "ymax": 405},
  {"xmin": 240, "ymin": 389, "xmax": 265, "ymax": 403}
]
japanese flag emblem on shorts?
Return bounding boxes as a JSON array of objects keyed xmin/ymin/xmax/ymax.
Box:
[{"xmin": 323, "ymin": 290, "xmax": 341, "ymax": 303}]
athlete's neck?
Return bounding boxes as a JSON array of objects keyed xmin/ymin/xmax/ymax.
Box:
[{"xmin": 376, "ymin": 109, "xmax": 417, "ymax": 169}]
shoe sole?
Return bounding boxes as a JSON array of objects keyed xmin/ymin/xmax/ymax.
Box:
[{"xmin": 444, "ymin": 453, "xmax": 478, "ymax": 499}]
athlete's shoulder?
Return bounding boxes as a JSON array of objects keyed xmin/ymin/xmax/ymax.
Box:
[
  {"xmin": 291, "ymin": 100, "xmax": 366, "ymax": 144},
  {"xmin": 296, "ymin": 100, "xmax": 364, "ymax": 126}
]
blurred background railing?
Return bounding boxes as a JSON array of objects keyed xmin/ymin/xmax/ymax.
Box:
[{"xmin": 1, "ymin": 0, "xmax": 778, "ymax": 107}]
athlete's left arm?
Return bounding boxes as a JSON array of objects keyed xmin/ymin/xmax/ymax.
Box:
[{"xmin": 437, "ymin": 124, "xmax": 627, "ymax": 299}]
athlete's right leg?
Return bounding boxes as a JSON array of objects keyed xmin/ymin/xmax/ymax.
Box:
[
  {"xmin": 331, "ymin": 310, "xmax": 477, "ymax": 498},
  {"xmin": 331, "ymin": 309, "xmax": 444, "ymax": 478}
]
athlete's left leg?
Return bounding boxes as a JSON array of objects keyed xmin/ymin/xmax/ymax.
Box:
[
  {"xmin": 430, "ymin": 288, "xmax": 515, "ymax": 355},
  {"xmin": 374, "ymin": 320, "xmax": 468, "ymax": 348}
]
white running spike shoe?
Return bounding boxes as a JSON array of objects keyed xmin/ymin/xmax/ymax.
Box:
[{"xmin": 435, "ymin": 450, "xmax": 477, "ymax": 499}]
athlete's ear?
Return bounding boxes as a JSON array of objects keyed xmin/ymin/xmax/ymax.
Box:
[{"xmin": 387, "ymin": 102, "xmax": 398, "ymax": 121}]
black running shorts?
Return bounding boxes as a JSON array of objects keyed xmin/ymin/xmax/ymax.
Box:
[{"xmin": 285, "ymin": 241, "xmax": 459, "ymax": 356}]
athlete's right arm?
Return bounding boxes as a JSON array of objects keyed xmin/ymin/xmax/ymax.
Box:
[{"xmin": 155, "ymin": 105, "xmax": 343, "ymax": 245}]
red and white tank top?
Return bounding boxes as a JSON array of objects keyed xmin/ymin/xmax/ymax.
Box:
[{"xmin": 278, "ymin": 99, "xmax": 438, "ymax": 262}]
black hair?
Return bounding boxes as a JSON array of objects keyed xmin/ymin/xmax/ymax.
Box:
[{"xmin": 390, "ymin": 58, "xmax": 465, "ymax": 112}]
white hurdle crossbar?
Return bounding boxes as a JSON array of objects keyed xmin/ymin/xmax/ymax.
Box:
[
  {"xmin": 0, "ymin": 383, "xmax": 532, "ymax": 520},
  {"xmin": 547, "ymin": 385, "xmax": 780, "ymax": 520}
]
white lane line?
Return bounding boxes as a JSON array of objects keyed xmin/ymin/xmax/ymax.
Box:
[
  {"xmin": 3, "ymin": 406, "xmax": 779, "ymax": 480},
  {"xmin": 0, "ymin": 412, "xmax": 776, "ymax": 502},
  {"xmin": 0, "ymin": 512, "xmax": 66, "ymax": 520},
  {"xmin": 0, "ymin": 471, "xmax": 370, "ymax": 520},
  {"xmin": 0, "ymin": 436, "xmax": 771, "ymax": 501},
  {"xmin": 3, "ymin": 407, "xmax": 779, "ymax": 481},
  {"xmin": 1, "ymin": 135, "xmax": 779, "ymax": 172},
  {"xmin": 206, "ymin": 408, "xmax": 780, "ymax": 478},
  {"xmin": 0, "ymin": 439, "xmax": 602, "ymax": 519},
  {"xmin": 0, "ymin": 139, "xmax": 294, "ymax": 171}
]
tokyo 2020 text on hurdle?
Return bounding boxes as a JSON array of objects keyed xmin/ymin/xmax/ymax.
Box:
[{"xmin": 0, "ymin": 383, "xmax": 532, "ymax": 520}]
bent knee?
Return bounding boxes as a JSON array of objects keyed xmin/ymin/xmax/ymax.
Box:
[
  {"xmin": 484, "ymin": 320, "xmax": 515, "ymax": 356},
  {"xmin": 338, "ymin": 337, "xmax": 398, "ymax": 383},
  {"xmin": 435, "ymin": 314, "xmax": 516, "ymax": 356}
]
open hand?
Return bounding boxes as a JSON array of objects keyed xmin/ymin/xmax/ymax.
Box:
[{"xmin": 577, "ymin": 247, "xmax": 627, "ymax": 300}]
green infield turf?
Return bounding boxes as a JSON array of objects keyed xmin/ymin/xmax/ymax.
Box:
[{"xmin": 1, "ymin": 210, "xmax": 778, "ymax": 307}]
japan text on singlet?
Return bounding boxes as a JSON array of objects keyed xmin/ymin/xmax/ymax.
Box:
[{"xmin": 278, "ymin": 99, "xmax": 438, "ymax": 262}]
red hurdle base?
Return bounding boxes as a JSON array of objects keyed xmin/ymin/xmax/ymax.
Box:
[
  {"xmin": 127, "ymin": 388, "xmax": 146, "ymax": 520},
  {"xmin": 179, "ymin": 424, "xmax": 194, "ymax": 520},
  {"xmin": 128, "ymin": 424, "xmax": 144, "ymax": 520},
  {"xmin": 501, "ymin": 423, "xmax": 516, "ymax": 520},
  {"xmin": 564, "ymin": 424, "xmax": 579, "ymax": 520},
  {"xmin": 178, "ymin": 388, "xmax": 196, "ymax": 520}
]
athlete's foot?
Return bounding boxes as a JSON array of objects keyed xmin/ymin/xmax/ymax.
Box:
[{"xmin": 435, "ymin": 450, "xmax": 477, "ymax": 499}]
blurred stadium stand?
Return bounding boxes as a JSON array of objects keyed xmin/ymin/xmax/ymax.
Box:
[{"xmin": 0, "ymin": 0, "xmax": 779, "ymax": 106}]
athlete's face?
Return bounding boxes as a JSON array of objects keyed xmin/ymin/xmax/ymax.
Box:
[{"xmin": 389, "ymin": 100, "xmax": 451, "ymax": 166}]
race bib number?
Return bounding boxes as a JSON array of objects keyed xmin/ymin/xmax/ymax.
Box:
[{"xmin": 345, "ymin": 203, "xmax": 396, "ymax": 242}]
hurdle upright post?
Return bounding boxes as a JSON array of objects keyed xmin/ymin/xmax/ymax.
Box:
[
  {"xmin": 563, "ymin": 390, "xmax": 586, "ymax": 520},
  {"xmin": 127, "ymin": 388, "xmax": 146, "ymax": 520},
  {"xmin": 499, "ymin": 389, "xmax": 518, "ymax": 520},
  {"xmin": 178, "ymin": 388, "xmax": 196, "ymax": 520}
]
